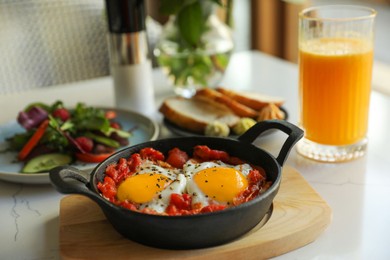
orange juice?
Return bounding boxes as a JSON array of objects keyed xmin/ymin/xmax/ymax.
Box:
[{"xmin": 299, "ymin": 38, "xmax": 373, "ymax": 145}]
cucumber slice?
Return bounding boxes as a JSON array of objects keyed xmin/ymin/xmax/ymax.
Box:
[
  {"xmin": 22, "ymin": 153, "xmax": 73, "ymax": 173},
  {"xmin": 84, "ymin": 132, "xmax": 120, "ymax": 148}
]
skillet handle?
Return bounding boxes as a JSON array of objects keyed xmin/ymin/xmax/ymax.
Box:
[
  {"xmin": 49, "ymin": 166, "xmax": 100, "ymax": 200},
  {"xmin": 238, "ymin": 119, "xmax": 303, "ymax": 166}
]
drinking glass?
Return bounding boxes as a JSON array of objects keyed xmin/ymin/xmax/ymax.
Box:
[{"xmin": 296, "ymin": 5, "xmax": 376, "ymax": 162}]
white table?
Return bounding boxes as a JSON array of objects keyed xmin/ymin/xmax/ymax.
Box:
[{"xmin": 1, "ymin": 51, "xmax": 389, "ymax": 259}]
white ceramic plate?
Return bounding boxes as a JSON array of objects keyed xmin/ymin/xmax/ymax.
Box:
[{"xmin": 0, "ymin": 108, "xmax": 159, "ymax": 184}]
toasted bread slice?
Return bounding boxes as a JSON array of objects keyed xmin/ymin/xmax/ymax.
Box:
[
  {"xmin": 159, "ymin": 96, "xmax": 240, "ymax": 134},
  {"xmin": 216, "ymin": 87, "xmax": 285, "ymax": 110},
  {"xmin": 195, "ymin": 88, "xmax": 258, "ymax": 118}
]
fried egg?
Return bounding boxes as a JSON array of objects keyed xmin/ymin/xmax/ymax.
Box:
[
  {"xmin": 116, "ymin": 160, "xmax": 186, "ymax": 213},
  {"xmin": 183, "ymin": 159, "xmax": 253, "ymax": 207}
]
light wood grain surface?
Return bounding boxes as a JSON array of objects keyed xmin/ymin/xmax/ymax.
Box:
[{"xmin": 59, "ymin": 166, "xmax": 332, "ymax": 260}]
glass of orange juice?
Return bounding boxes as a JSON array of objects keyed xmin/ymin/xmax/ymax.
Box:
[{"xmin": 296, "ymin": 5, "xmax": 376, "ymax": 162}]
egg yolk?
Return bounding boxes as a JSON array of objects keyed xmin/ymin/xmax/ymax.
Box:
[
  {"xmin": 117, "ymin": 173, "xmax": 171, "ymax": 203},
  {"xmin": 194, "ymin": 167, "xmax": 249, "ymax": 203}
]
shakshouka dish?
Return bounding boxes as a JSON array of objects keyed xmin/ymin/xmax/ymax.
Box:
[{"xmin": 97, "ymin": 145, "xmax": 272, "ymax": 216}]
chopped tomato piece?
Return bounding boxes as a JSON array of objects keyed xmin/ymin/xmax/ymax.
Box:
[
  {"xmin": 233, "ymin": 185, "xmax": 260, "ymax": 206},
  {"xmin": 200, "ymin": 204, "xmax": 227, "ymax": 213},
  {"xmin": 105, "ymin": 164, "xmax": 118, "ymax": 180},
  {"xmin": 127, "ymin": 153, "xmax": 142, "ymax": 172},
  {"xmin": 119, "ymin": 201, "xmax": 138, "ymax": 211},
  {"xmin": 104, "ymin": 158, "xmax": 130, "ymax": 184},
  {"xmin": 166, "ymin": 204, "xmax": 180, "ymax": 216},
  {"xmin": 139, "ymin": 147, "xmax": 165, "ymax": 161},
  {"xmin": 248, "ymin": 169, "xmax": 265, "ymax": 184},
  {"xmin": 115, "ymin": 158, "xmax": 130, "ymax": 183},
  {"xmin": 140, "ymin": 207, "xmax": 159, "ymax": 215},
  {"xmin": 254, "ymin": 166, "xmax": 267, "ymax": 179},
  {"xmin": 97, "ymin": 176, "xmax": 117, "ymax": 202},
  {"xmin": 169, "ymin": 193, "xmax": 192, "ymax": 211},
  {"xmin": 166, "ymin": 148, "xmax": 189, "ymax": 169},
  {"xmin": 193, "ymin": 145, "xmax": 229, "ymax": 162}
]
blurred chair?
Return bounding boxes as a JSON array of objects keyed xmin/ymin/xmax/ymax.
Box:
[
  {"xmin": 0, "ymin": 0, "xmax": 109, "ymax": 95},
  {"xmin": 251, "ymin": 0, "xmax": 308, "ymax": 63}
]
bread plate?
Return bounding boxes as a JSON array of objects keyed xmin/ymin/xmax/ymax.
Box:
[
  {"xmin": 163, "ymin": 106, "xmax": 289, "ymax": 138},
  {"xmin": 0, "ymin": 108, "xmax": 159, "ymax": 184}
]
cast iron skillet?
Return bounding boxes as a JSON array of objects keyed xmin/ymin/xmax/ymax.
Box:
[{"xmin": 49, "ymin": 119, "xmax": 303, "ymax": 249}]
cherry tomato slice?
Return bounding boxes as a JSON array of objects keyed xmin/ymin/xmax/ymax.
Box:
[
  {"xmin": 75, "ymin": 152, "xmax": 112, "ymax": 163},
  {"xmin": 105, "ymin": 110, "xmax": 117, "ymax": 119}
]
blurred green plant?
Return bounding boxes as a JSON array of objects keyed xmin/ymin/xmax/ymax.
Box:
[
  {"xmin": 159, "ymin": 0, "xmax": 226, "ymax": 49},
  {"xmin": 156, "ymin": 0, "xmax": 233, "ymax": 93}
]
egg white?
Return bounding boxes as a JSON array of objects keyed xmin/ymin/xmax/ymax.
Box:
[
  {"xmin": 134, "ymin": 160, "xmax": 186, "ymax": 213},
  {"xmin": 136, "ymin": 160, "xmax": 180, "ymax": 179}
]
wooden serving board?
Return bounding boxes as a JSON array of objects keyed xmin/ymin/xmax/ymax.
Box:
[{"xmin": 59, "ymin": 166, "xmax": 332, "ymax": 259}]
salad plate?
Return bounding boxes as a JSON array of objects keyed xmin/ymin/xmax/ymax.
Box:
[{"xmin": 0, "ymin": 108, "xmax": 159, "ymax": 184}]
